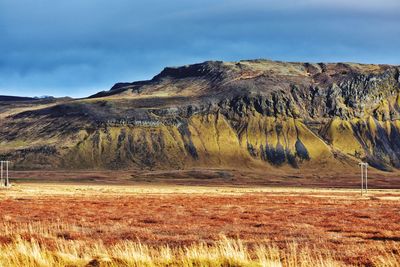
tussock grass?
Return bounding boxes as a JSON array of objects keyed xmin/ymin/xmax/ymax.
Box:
[
  {"xmin": 0, "ymin": 235, "xmax": 398, "ymax": 267},
  {"xmin": 1, "ymin": 186, "xmax": 400, "ymax": 267},
  {"xmin": 0, "ymin": 221, "xmax": 399, "ymax": 266}
]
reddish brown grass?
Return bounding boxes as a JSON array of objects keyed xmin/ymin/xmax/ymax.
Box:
[{"xmin": 0, "ymin": 184, "xmax": 399, "ymax": 266}]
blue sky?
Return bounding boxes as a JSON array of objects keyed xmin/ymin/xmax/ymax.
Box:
[{"xmin": 0, "ymin": 0, "xmax": 399, "ymax": 97}]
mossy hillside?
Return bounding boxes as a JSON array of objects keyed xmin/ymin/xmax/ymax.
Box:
[
  {"xmin": 62, "ymin": 113, "xmax": 338, "ymax": 170},
  {"xmin": 1, "ymin": 59, "xmax": 400, "ymax": 170},
  {"xmin": 323, "ymin": 118, "xmax": 365, "ymax": 157}
]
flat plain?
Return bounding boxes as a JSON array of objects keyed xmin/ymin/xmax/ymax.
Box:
[{"xmin": 0, "ymin": 171, "xmax": 400, "ymax": 266}]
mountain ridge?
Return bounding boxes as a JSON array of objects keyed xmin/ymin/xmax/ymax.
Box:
[{"xmin": 1, "ymin": 59, "xmax": 400, "ymax": 171}]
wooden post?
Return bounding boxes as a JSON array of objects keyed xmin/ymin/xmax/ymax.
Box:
[
  {"xmin": 0, "ymin": 161, "xmax": 3, "ymax": 186},
  {"xmin": 360, "ymin": 163, "xmax": 363, "ymax": 196},
  {"xmin": 365, "ymin": 163, "xmax": 368, "ymax": 194},
  {"xmin": 359, "ymin": 162, "xmax": 368, "ymax": 195},
  {"xmin": 0, "ymin": 161, "xmax": 11, "ymax": 187},
  {"xmin": 5, "ymin": 161, "xmax": 9, "ymax": 187}
]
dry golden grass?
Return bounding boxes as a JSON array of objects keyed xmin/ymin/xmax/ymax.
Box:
[
  {"xmin": 0, "ymin": 183, "xmax": 399, "ymax": 266},
  {"xmin": 0, "ymin": 234, "xmax": 398, "ymax": 267}
]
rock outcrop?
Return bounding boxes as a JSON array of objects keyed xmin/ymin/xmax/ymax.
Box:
[{"xmin": 1, "ymin": 59, "xmax": 400, "ymax": 171}]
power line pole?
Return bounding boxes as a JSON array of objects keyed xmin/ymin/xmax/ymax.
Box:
[
  {"xmin": 5, "ymin": 161, "xmax": 9, "ymax": 187},
  {"xmin": 0, "ymin": 161, "xmax": 10, "ymax": 187},
  {"xmin": 365, "ymin": 163, "xmax": 368, "ymax": 194},
  {"xmin": 0, "ymin": 161, "xmax": 3, "ymax": 186},
  {"xmin": 359, "ymin": 162, "xmax": 368, "ymax": 195}
]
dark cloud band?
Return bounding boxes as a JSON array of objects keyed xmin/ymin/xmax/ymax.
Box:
[{"xmin": 0, "ymin": 0, "xmax": 399, "ymax": 97}]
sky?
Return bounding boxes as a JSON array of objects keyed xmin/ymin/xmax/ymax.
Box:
[{"xmin": 0, "ymin": 0, "xmax": 399, "ymax": 98}]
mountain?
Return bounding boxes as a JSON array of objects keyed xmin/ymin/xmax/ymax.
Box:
[
  {"xmin": 0, "ymin": 96, "xmax": 38, "ymax": 102},
  {"xmin": 1, "ymin": 59, "xmax": 400, "ymax": 171}
]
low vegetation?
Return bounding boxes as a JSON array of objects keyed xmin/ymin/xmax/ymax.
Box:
[
  {"xmin": 0, "ymin": 234, "xmax": 398, "ymax": 267},
  {"xmin": 0, "ymin": 184, "xmax": 399, "ymax": 266}
]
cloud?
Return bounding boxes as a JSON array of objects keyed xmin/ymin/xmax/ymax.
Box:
[{"xmin": 0, "ymin": 0, "xmax": 399, "ymax": 97}]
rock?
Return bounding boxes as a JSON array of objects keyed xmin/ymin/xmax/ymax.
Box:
[{"xmin": 1, "ymin": 59, "xmax": 400, "ymax": 171}]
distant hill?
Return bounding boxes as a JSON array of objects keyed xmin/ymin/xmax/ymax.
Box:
[
  {"xmin": 0, "ymin": 95, "xmax": 37, "ymax": 102},
  {"xmin": 1, "ymin": 59, "xmax": 400, "ymax": 171}
]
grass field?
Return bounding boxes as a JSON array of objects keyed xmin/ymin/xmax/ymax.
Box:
[{"xmin": 0, "ymin": 182, "xmax": 400, "ymax": 266}]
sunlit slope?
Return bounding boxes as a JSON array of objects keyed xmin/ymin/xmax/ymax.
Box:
[
  {"xmin": 1, "ymin": 59, "xmax": 400, "ymax": 171},
  {"xmin": 323, "ymin": 117, "xmax": 400, "ymax": 170},
  {"xmin": 62, "ymin": 113, "xmax": 336, "ymax": 170}
]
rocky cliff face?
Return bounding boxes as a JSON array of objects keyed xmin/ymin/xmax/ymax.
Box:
[{"xmin": 1, "ymin": 59, "xmax": 400, "ymax": 171}]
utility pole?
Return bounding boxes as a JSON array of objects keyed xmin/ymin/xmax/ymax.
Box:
[
  {"xmin": 359, "ymin": 162, "xmax": 368, "ymax": 195},
  {"xmin": 5, "ymin": 161, "xmax": 9, "ymax": 187},
  {"xmin": 365, "ymin": 163, "xmax": 368, "ymax": 194},
  {"xmin": 0, "ymin": 161, "xmax": 10, "ymax": 187},
  {"xmin": 0, "ymin": 161, "xmax": 3, "ymax": 186}
]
